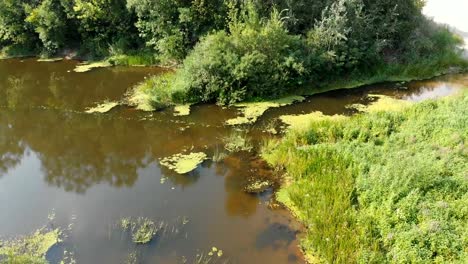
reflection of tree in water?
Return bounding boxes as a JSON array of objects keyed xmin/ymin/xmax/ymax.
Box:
[
  {"xmin": 0, "ymin": 111, "xmax": 151, "ymax": 193},
  {"xmin": 220, "ymin": 155, "xmax": 259, "ymax": 217},
  {"xmin": 0, "ymin": 113, "xmax": 25, "ymax": 176},
  {"xmin": 0, "ymin": 108, "xmax": 227, "ymax": 193}
]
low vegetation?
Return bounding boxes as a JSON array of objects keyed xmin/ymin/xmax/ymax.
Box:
[{"xmin": 262, "ymin": 91, "xmax": 468, "ymax": 263}]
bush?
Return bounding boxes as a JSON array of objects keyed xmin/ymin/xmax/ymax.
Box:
[
  {"xmin": 25, "ymin": 0, "xmax": 69, "ymax": 55},
  {"xmin": 175, "ymin": 4, "xmax": 308, "ymax": 104}
]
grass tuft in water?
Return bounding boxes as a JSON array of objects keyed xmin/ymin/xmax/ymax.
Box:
[
  {"xmin": 223, "ymin": 131, "xmax": 253, "ymax": 153},
  {"xmin": 132, "ymin": 218, "xmax": 159, "ymax": 244}
]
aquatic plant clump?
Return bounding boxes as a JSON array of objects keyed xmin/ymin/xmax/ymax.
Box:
[
  {"xmin": 160, "ymin": 152, "xmax": 207, "ymax": 174},
  {"xmin": 244, "ymin": 180, "xmax": 272, "ymax": 194},
  {"xmin": 223, "ymin": 131, "xmax": 253, "ymax": 153},
  {"xmin": 73, "ymin": 61, "xmax": 112, "ymax": 73},
  {"xmin": 0, "ymin": 228, "xmax": 62, "ymax": 262},
  {"xmin": 263, "ymin": 92, "xmax": 468, "ymax": 263},
  {"xmin": 85, "ymin": 101, "xmax": 119, "ymax": 114},
  {"xmin": 132, "ymin": 218, "xmax": 160, "ymax": 244},
  {"xmin": 226, "ymin": 96, "xmax": 305, "ymax": 126}
]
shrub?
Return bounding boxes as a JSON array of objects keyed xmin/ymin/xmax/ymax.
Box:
[{"xmin": 175, "ymin": 4, "xmax": 308, "ymax": 104}]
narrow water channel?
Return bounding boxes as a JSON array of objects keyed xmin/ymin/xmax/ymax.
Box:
[{"xmin": 0, "ymin": 59, "xmax": 466, "ymax": 263}]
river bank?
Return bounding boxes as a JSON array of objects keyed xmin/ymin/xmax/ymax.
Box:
[{"xmin": 262, "ymin": 90, "xmax": 468, "ymax": 263}]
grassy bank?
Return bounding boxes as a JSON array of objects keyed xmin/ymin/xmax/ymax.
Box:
[{"xmin": 262, "ymin": 92, "xmax": 468, "ymax": 263}]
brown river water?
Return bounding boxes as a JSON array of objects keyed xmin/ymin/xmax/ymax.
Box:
[{"xmin": 0, "ymin": 59, "xmax": 466, "ymax": 263}]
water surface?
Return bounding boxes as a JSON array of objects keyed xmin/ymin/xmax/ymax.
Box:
[{"xmin": 0, "ymin": 59, "xmax": 466, "ymax": 263}]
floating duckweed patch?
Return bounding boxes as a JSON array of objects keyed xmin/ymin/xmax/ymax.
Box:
[
  {"xmin": 226, "ymin": 95, "xmax": 305, "ymax": 125},
  {"xmin": 279, "ymin": 112, "xmax": 346, "ymax": 131},
  {"xmin": 223, "ymin": 131, "xmax": 253, "ymax": 153},
  {"xmin": 73, "ymin": 61, "xmax": 112, "ymax": 73},
  {"xmin": 173, "ymin": 104, "xmax": 191, "ymax": 116},
  {"xmin": 190, "ymin": 247, "xmax": 226, "ymax": 263},
  {"xmin": 0, "ymin": 228, "xmax": 62, "ymax": 262},
  {"xmin": 160, "ymin": 152, "xmax": 207, "ymax": 174},
  {"xmin": 37, "ymin": 58, "xmax": 63, "ymax": 62},
  {"xmin": 244, "ymin": 180, "xmax": 272, "ymax": 194},
  {"xmin": 85, "ymin": 101, "xmax": 119, "ymax": 114},
  {"xmin": 349, "ymin": 94, "xmax": 412, "ymax": 113}
]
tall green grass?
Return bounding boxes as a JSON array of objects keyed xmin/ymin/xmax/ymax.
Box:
[{"xmin": 262, "ymin": 92, "xmax": 468, "ymax": 263}]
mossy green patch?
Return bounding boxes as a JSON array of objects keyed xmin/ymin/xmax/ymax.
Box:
[
  {"xmin": 85, "ymin": 101, "xmax": 119, "ymax": 114},
  {"xmin": 0, "ymin": 228, "xmax": 62, "ymax": 262},
  {"xmin": 73, "ymin": 61, "xmax": 112, "ymax": 73},
  {"xmin": 160, "ymin": 152, "xmax": 207, "ymax": 174},
  {"xmin": 226, "ymin": 95, "xmax": 305, "ymax": 125},
  {"xmin": 173, "ymin": 104, "xmax": 191, "ymax": 116},
  {"xmin": 279, "ymin": 112, "xmax": 346, "ymax": 131}
]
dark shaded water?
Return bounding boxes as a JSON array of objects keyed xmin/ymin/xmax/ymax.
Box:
[{"xmin": 0, "ymin": 59, "xmax": 466, "ymax": 263}]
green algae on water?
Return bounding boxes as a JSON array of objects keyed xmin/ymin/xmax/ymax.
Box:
[
  {"xmin": 85, "ymin": 101, "xmax": 119, "ymax": 114},
  {"xmin": 160, "ymin": 152, "xmax": 207, "ymax": 174},
  {"xmin": 0, "ymin": 228, "xmax": 62, "ymax": 261},
  {"xmin": 174, "ymin": 104, "xmax": 191, "ymax": 116},
  {"xmin": 73, "ymin": 61, "xmax": 112, "ymax": 73},
  {"xmin": 226, "ymin": 95, "xmax": 305, "ymax": 125}
]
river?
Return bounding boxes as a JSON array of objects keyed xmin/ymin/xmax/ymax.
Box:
[{"xmin": 0, "ymin": 58, "xmax": 467, "ymax": 263}]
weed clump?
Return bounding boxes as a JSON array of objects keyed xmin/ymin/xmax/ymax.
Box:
[{"xmin": 223, "ymin": 131, "xmax": 252, "ymax": 153}]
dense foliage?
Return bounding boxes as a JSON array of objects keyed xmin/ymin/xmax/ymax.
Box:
[
  {"xmin": 262, "ymin": 92, "xmax": 468, "ymax": 263},
  {"xmin": 129, "ymin": 0, "xmax": 465, "ymax": 106},
  {"xmin": 0, "ymin": 0, "xmax": 466, "ymax": 103}
]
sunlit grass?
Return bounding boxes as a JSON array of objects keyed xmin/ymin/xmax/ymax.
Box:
[{"xmin": 263, "ymin": 91, "xmax": 468, "ymax": 263}]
